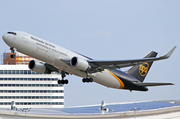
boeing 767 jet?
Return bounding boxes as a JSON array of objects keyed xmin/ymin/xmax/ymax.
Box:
[{"xmin": 2, "ymin": 31, "xmax": 176, "ymax": 91}]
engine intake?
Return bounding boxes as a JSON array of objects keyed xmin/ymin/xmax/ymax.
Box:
[
  {"xmin": 70, "ymin": 57, "xmax": 90, "ymax": 71},
  {"xmin": 28, "ymin": 60, "xmax": 51, "ymax": 74}
]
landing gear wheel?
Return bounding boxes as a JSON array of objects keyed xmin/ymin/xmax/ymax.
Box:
[
  {"xmin": 82, "ymin": 78, "xmax": 86, "ymax": 83},
  {"xmin": 57, "ymin": 79, "xmax": 69, "ymax": 84},
  {"xmin": 57, "ymin": 80, "xmax": 61, "ymax": 84},
  {"xmin": 82, "ymin": 78, "xmax": 93, "ymax": 83},
  {"xmin": 89, "ymin": 78, "xmax": 93, "ymax": 82},
  {"xmin": 64, "ymin": 79, "xmax": 68, "ymax": 84},
  {"xmin": 10, "ymin": 54, "xmax": 15, "ymax": 58}
]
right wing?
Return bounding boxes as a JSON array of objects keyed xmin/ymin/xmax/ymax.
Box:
[{"xmin": 87, "ymin": 46, "xmax": 176, "ymax": 73}]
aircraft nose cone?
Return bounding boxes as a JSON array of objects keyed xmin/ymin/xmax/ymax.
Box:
[
  {"xmin": 2, "ymin": 34, "xmax": 8, "ymax": 42},
  {"xmin": 2, "ymin": 34, "xmax": 12, "ymax": 46},
  {"xmin": 2, "ymin": 34, "xmax": 6, "ymax": 41}
]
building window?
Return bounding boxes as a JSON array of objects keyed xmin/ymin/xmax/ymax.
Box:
[
  {"xmin": 0, "ymin": 96, "xmax": 63, "ymax": 99},
  {"xmin": 15, "ymin": 70, "xmax": 19, "ymax": 74},
  {"xmin": 12, "ymin": 70, "xmax": 15, "ymax": 74},
  {"xmin": 32, "ymin": 78, "xmax": 35, "ymax": 81},
  {"xmin": 0, "ymin": 90, "xmax": 64, "ymax": 93},
  {"xmin": 32, "ymin": 90, "xmax": 35, "ymax": 93},
  {"xmin": 24, "ymin": 70, "xmax": 27, "ymax": 74},
  {"xmin": 27, "ymin": 70, "xmax": 31, "ymax": 74},
  {"xmin": 4, "ymin": 70, "xmax": 7, "ymax": 74},
  {"xmin": 0, "ymin": 70, "xmax": 3, "ymax": 74},
  {"xmin": 20, "ymin": 70, "xmax": 23, "ymax": 74},
  {"xmin": 0, "ymin": 70, "xmax": 41, "ymax": 75},
  {"xmin": 0, "ymin": 70, "xmax": 61, "ymax": 75},
  {"xmin": 13, "ymin": 102, "xmax": 64, "ymax": 105},
  {"xmin": 7, "ymin": 70, "xmax": 11, "ymax": 74},
  {"xmin": 0, "ymin": 78, "xmax": 58, "ymax": 81}
]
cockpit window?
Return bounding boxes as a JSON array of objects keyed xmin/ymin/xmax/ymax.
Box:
[{"xmin": 7, "ymin": 32, "xmax": 17, "ymax": 35}]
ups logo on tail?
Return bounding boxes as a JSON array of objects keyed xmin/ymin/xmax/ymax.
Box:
[{"xmin": 139, "ymin": 62, "xmax": 149, "ymax": 76}]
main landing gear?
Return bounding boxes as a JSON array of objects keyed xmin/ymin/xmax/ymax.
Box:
[
  {"xmin": 57, "ymin": 71, "xmax": 94, "ymax": 84},
  {"xmin": 82, "ymin": 72, "xmax": 93, "ymax": 83},
  {"xmin": 82, "ymin": 78, "xmax": 93, "ymax": 83},
  {"xmin": 10, "ymin": 47, "xmax": 16, "ymax": 58},
  {"xmin": 57, "ymin": 71, "xmax": 69, "ymax": 85},
  {"xmin": 57, "ymin": 79, "xmax": 68, "ymax": 84}
]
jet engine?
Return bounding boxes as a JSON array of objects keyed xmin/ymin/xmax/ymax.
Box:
[
  {"xmin": 28, "ymin": 60, "xmax": 51, "ymax": 74},
  {"xmin": 70, "ymin": 57, "xmax": 90, "ymax": 71}
]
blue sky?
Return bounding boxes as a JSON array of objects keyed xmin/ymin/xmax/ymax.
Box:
[{"xmin": 0, "ymin": 0, "xmax": 180, "ymax": 107}]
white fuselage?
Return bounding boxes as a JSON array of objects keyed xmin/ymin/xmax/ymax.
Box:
[{"xmin": 2, "ymin": 31, "xmax": 122, "ymax": 89}]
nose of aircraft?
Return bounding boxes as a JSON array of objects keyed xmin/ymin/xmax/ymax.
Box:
[
  {"xmin": 2, "ymin": 34, "xmax": 8, "ymax": 42},
  {"xmin": 2, "ymin": 33, "xmax": 13, "ymax": 46},
  {"xmin": 2, "ymin": 32, "xmax": 17, "ymax": 47}
]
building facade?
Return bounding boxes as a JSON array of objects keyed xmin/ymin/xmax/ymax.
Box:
[
  {"xmin": 0, "ymin": 52, "xmax": 64, "ymax": 108},
  {"xmin": 3, "ymin": 52, "xmax": 36, "ymax": 65}
]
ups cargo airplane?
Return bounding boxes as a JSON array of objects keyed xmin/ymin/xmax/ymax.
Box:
[{"xmin": 2, "ymin": 31, "xmax": 176, "ymax": 91}]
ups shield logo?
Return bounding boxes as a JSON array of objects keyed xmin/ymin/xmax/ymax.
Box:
[{"xmin": 139, "ymin": 62, "xmax": 149, "ymax": 76}]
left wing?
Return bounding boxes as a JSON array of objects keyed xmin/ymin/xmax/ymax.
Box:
[
  {"xmin": 44, "ymin": 63, "xmax": 59, "ymax": 72},
  {"xmin": 87, "ymin": 46, "xmax": 176, "ymax": 73}
]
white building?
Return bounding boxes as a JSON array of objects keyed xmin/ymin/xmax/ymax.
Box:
[{"xmin": 0, "ymin": 65, "xmax": 64, "ymax": 108}]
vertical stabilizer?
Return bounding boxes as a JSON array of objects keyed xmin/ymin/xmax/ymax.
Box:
[{"xmin": 126, "ymin": 51, "xmax": 158, "ymax": 82}]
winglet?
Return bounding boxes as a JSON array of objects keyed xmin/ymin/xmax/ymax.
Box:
[{"xmin": 162, "ymin": 46, "xmax": 176, "ymax": 59}]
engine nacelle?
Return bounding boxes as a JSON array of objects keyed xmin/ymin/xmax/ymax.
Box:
[
  {"xmin": 28, "ymin": 60, "xmax": 51, "ymax": 74},
  {"xmin": 70, "ymin": 57, "xmax": 90, "ymax": 71}
]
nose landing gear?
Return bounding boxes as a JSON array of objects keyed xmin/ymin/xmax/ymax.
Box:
[
  {"xmin": 10, "ymin": 54, "xmax": 15, "ymax": 58},
  {"xmin": 10, "ymin": 47, "xmax": 16, "ymax": 58}
]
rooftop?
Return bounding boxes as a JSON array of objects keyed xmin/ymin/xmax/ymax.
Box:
[{"xmin": 0, "ymin": 100, "xmax": 180, "ymax": 119}]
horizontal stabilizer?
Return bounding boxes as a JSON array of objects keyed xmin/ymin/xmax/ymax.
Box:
[{"xmin": 136, "ymin": 83, "xmax": 174, "ymax": 87}]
